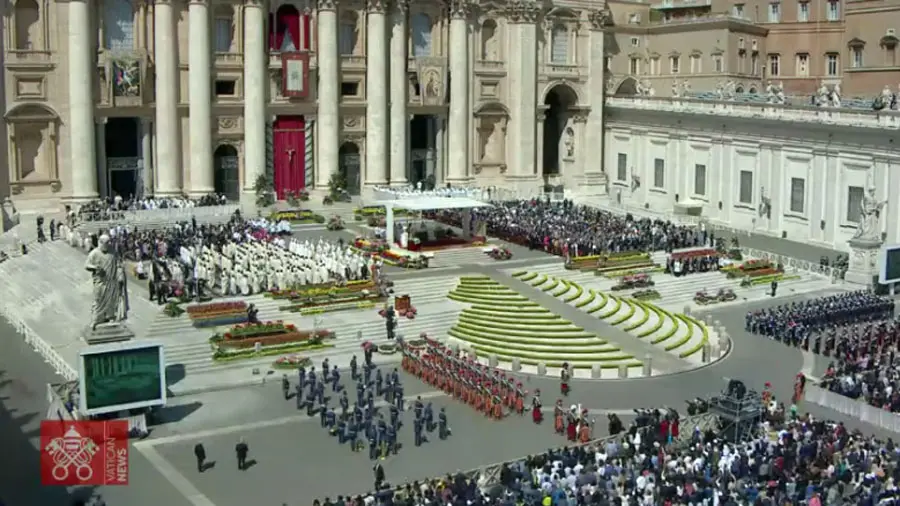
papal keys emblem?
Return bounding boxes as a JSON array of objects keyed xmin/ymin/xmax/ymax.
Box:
[{"xmin": 44, "ymin": 426, "xmax": 99, "ymax": 481}]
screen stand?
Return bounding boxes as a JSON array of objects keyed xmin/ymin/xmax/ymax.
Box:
[
  {"xmin": 845, "ymin": 237, "xmax": 882, "ymax": 288},
  {"xmin": 82, "ymin": 322, "xmax": 135, "ymax": 345}
]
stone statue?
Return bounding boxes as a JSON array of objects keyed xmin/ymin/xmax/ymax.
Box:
[
  {"xmin": 831, "ymin": 82, "xmax": 842, "ymax": 107},
  {"xmin": 724, "ymin": 80, "xmax": 736, "ymax": 100},
  {"xmin": 715, "ymin": 81, "xmax": 725, "ymax": 100},
  {"xmin": 775, "ymin": 81, "xmax": 785, "ymax": 104},
  {"xmin": 642, "ymin": 80, "xmax": 656, "ymax": 97},
  {"xmin": 84, "ymin": 234, "xmax": 127, "ymax": 330},
  {"xmin": 766, "ymin": 81, "xmax": 776, "ymax": 103},
  {"xmin": 635, "ymin": 80, "xmax": 645, "ymax": 96},
  {"xmin": 816, "ymin": 82, "xmax": 829, "ymax": 107},
  {"xmin": 671, "ymin": 79, "xmax": 681, "ymax": 98},
  {"xmin": 564, "ymin": 127, "xmax": 575, "ymax": 158},
  {"xmin": 482, "ymin": 118, "xmax": 505, "ymax": 162},
  {"xmin": 682, "ymin": 80, "xmax": 691, "ymax": 96},
  {"xmin": 854, "ymin": 186, "xmax": 887, "ymax": 242},
  {"xmin": 758, "ymin": 187, "xmax": 771, "ymax": 218}
]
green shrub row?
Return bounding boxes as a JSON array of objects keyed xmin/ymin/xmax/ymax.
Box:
[
  {"xmin": 448, "ymin": 328, "xmax": 615, "ymax": 354},
  {"xmin": 677, "ymin": 315, "xmax": 710, "ymax": 358},
  {"xmin": 463, "ymin": 344, "xmax": 643, "ymax": 369},
  {"xmin": 598, "ymin": 295, "xmax": 623, "ymax": 319},
  {"xmin": 608, "ymin": 299, "xmax": 636, "ymax": 325},
  {"xmin": 623, "ymin": 301, "xmax": 651, "ymax": 331},
  {"xmin": 519, "ymin": 272, "xmax": 538, "ymax": 282},
  {"xmin": 463, "ymin": 308, "xmax": 559, "ymax": 320},
  {"xmin": 636, "ymin": 303, "xmax": 666, "ymax": 338},
  {"xmin": 460, "ymin": 312, "xmax": 569, "ymax": 325},
  {"xmin": 448, "ymin": 293, "xmax": 538, "ymax": 307},
  {"xmin": 456, "ymin": 318, "xmax": 593, "ymax": 337},
  {"xmin": 661, "ymin": 315, "xmax": 695, "ymax": 351},
  {"xmin": 528, "ymin": 274, "xmax": 548, "ymax": 287},
  {"xmin": 453, "ymin": 288, "xmax": 528, "ymax": 300},
  {"xmin": 550, "ymin": 281, "xmax": 570, "ymax": 297},
  {"xmin": 453, "ymin": 337, "xmax": 634, "ymax": 362},
  {"xmin": 471, "ymin": 304, "xmax": 547, "ymax": 314},
  {"xmin": 575, "ymin": 289, "xmax": 596, "ymax": 308}
]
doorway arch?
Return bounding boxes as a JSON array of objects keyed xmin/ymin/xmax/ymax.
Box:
[
  {"xmin": 338, "ymin": 142, "xmax": 361, "ymax": 195},
  {"xmin": 614, "ymin": 77, "xmax": 639, "ymax": 96},
  {"xmin": 214, "ymin": 144, "xmax": 240, "ymax": 201},
  {"xmin": 542, "ymin": 84, "xmax": 578, "ymax": 176}
]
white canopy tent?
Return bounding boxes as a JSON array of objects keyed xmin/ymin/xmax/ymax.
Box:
[{"xmin": 379, "ymin": 197, "xmax": 493, "ymax": 246}]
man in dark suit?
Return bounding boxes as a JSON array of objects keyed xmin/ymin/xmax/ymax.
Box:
[
  {"xmin": 194, "ymin": 443, "xmax": 206, "ymax": 472},
  {"xmin": 235, "ymin": 438, "xmax": 249, "ymax": 470},
  {"xmin": 373, "ymin": 462, "xmax": 385, "ymax": 490}
]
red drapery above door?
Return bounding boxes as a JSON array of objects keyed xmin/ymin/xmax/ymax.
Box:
[
  {"xmin": 274, "ymin": 5, "xmax": 300, "ymax": 51},
  {"xmin": 273, "ymin": 115, "xmax": 306, "ymax": 200}
]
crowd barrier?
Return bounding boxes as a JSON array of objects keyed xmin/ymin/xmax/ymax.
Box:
[
  {"xmin": 0, "ymin": 300, "xmax": 77, "ymax": 381},
  {"xmin": 76, "ymin": 204, "xmax": 240, "ymax": 225},
  {"xmin": 805, "ymin": 385, "xmax": 900, "ymax": 434},
  {"xmin": 739, "ymin": 246, "xmax": 840, "ymax": 282}
]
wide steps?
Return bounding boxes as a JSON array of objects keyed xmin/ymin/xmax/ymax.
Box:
[{"xmin": 516, "ymin": 271, "xmax": 711, "ymax": 361}]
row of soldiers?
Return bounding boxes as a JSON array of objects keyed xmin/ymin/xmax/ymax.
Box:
[
  {"xmin": 400, "ymin": 337, "xmax": 528, "ymax": 420},
  {"xmin": 553, "ymin": 401, "xmax": 594, "ymax": 443},
  {"xmin": 746, "ymin": 291, "xmax": 895, "ymax": 339}
]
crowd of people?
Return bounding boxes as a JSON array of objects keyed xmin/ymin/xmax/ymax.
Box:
[
  {"xmin": 430, "ymin": 199, "xmax": 704, "ymax": 258},
  {"xmin": 73, "ymin": 194, "xmax": 230, "ymax": 222},
  {"xmin": 323, "ymin": 392, "xmax": 900, "ymax": 506},
  {"xmin": 746, "ymin": 291, "xmax": 900, "ymax": 413}
]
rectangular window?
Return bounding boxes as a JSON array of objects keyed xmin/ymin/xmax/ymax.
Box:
[
  {"xmin": 630, "ymin": 58, "xmax": 641, "ymax": 75},
  {"xmin": 768, "ymin": 54, "xmax": 780, "ymax": 76},
  {"xmin": 714, "ymin": 55, "xmax": 723, "ymax": 72},
  {"xmin": 733, "ymin": 3, "xmax": 745, "ymax": 16},
  {"xmin": 617, "ymin": 153, "xmax": 628, "ymax": 181},
  {"xmin": 340, "ymin": 82, "xmax": 359, "ymax": 97},
  {"xmin": 826, "ymin": 53, "xmax": 839, "ymax": 76},
  {"xmin": 215, "ymin": 18, "xmax": 233, "ymax": 53},
  {"xmin": 851, "ymin": 48, "xmax": 863, "ymax": 68},
  {"xmin": 631, "ymin": 37, "xmax": 641, "ymax": 47},
  {"xmin": 650, "ymin": 57, "xmax": 660, "ymax": 75},
  {"xmin": 789, "ymin": 178, "xmax": 806, "ymax": 214},
  {"xmin": 670, "ymin": 56, "xmax": 680, "ymax": 74},
  {"xmin": 694, "ymin": 164, "xmax": 707, "ymax": 196},
  {"xmin": 847, "ymin": 186, "xmax": 864, "ymax": 223},
  {"xmin": 751, "ymin": 54, "xmax": 759, "ymax": 75},
  {"xmin": 739, "ymin": 170, "xmax": 754, "ymax": 204},
  {"xmin": 654, "ymin": 158, "xmax": 665, "ymax": 188},
  {"xmin": 768, "ymin": 2, "xmax": 781, "ymax": 22},
  {"xmin": 690, "ymin": 55, "xmax": 701, "ymax": 73},
  {"xmin": 339, "ymin": 22, "xmax": 356, "ymax": 55},
  {"xmin": 796, "ymin": 53, "xmax": 809, "ymax": 76},
  {"xmin": 215, "ymin": 80, "xmax": 236, "ymax": 96},
  {"xmin": 827, "ymin": 0, "xmax": 840, "ymax": 20},
  {"xmin": 797, "ymin": 1, "xmax": 809, "ymax": 21}
]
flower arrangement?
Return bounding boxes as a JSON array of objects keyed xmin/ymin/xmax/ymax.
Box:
[
  {"xmin": 272, "ymin": 354, "xmax": 312, "ymax": 369},
  {"xmin": 223, "ymin": 321, "xmax": 297, "ymax": 340},
  {"xmin": 188, "ymin": 301, "xmax": 249, "ymax": 327},
  {"xmin": 187, "ymin": 301, "xmax": 248, "ymax": 315}
]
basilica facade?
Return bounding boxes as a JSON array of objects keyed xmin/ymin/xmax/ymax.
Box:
[{"xmin": 2, "ymin": 0, "xmax": 610, "ymax": 207}]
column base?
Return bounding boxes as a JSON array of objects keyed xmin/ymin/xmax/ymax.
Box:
[
  {"xmin": 389, "ymin": 179, "xmax": 409, "ymax": 187},
  {"xmin": 188, "ymin": 188, "xmax": 216, "ymax": 198},
  {"xmin": 576, "ymin": 172, "xmax": 609, "ymax": 197},
  {"xmin": 845, "ymin": 237, "xmax": 882, "ymax": 287},
  {"xmin": 63, "ymin": 193, "xmax": 100, "ymax": 204}
]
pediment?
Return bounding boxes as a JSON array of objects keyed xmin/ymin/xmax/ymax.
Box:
[
  {"xmin": 881, "ymin": 34, "xmax": 899, "ymax": 47},
  {"xmin": 690, "ymin": 49, "xmax": 702, "ymax": 57},
  {"xmin": 546, "ymin": 6, "xmax": 578, "ymax": 18},
  {"xmin": 710, "ymin": 47, "xmax": 724, "ymax": 55},
  {"xmin": 628, "ymin": 51, "xmax": 643, "ymax": 58},
  {"xmin": 847, "ymin": 37, "xmax": 866, "ymax": 48}
]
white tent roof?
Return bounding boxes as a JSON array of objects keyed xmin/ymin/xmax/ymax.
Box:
[{"xmin": 381, "ymin": 197, "xmax": 493, "ymax": 211}]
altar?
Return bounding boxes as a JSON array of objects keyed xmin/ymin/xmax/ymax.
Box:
[{"xmin": 375, "ymin": 197, "xmax": 493, "ymax": 249}]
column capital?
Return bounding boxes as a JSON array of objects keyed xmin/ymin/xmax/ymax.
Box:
[
  {"xmin": 243, "ymin": 0, "xmax": 264, "ymax": 6},
  {"xmin": 317, "ymin": 0, "xmax": 338, "ymax": 11},
  {"xmin": 447, "ymin": 0, "xmax": 472, "ymax": 20},
  {"xmin": 154, "ymin": 0, "xmax": 176, "ymax": 5},
  {"xmin": 366, "ymin": 0, "xmax": 387, "ymax": 13},
  {"xmin": 506, "ymin": 1, "xmax": 540, "ymax": 24},
  {"xmin": 588, "ymin": 9, "xmax": 611, "ymax": 30},
  {"xmin": 189, "ymin": 0, "xmax": 209, "ymax": 5},
  {"xmin": 391, "ymin": 0, "xmax": 408, "ymax": 14}
]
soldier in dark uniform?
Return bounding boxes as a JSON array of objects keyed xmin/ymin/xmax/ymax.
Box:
[
  {"xmin": 413, "ymin": 396, "xmax": 424, "ymax": 420},
  {"xmin": 297, "ymin": 365, "xmax": 307, "ymax": 391},
  {"xmin": 356, "ymin": 380, "xmax": 365, "ymax": 405},
  {"xmin": 424, "ymin": 402, "xmax": 434, "ymax": 432},
  {"xmin": 375, "ymin": 369, "xmax": 383, "ymax": 396},
  {"xmin": 389, "ymin": 403, "xmax": 400, "ymax": 429},
  {"xmin": 235, "ymin": 438, "xmax": 249, "ymax": 470},
  {"xmin": 413, "ymin": 416, "xmax": 424, "ymax": 447},
  {"xmin": 350, "ymin": 355, "xmax": 359, "ymax": 380},
  {"xmin": 373, "ymin": 462, "xmax": 386, "ymax": 490},
  {"xmin": 281, "ymin": 375, "xmax": 290, "ymax": 400},
  {"xmin": 316, "ymin": 381, "xmax": 326, "ymax": 406},
  {"xmin": 339, "ymin": 390, "xmax": 350, "ymax": 417},
  {"xmin": 384, "ymin": 423, "xmax": 397, "ymax": 456},
  {"xmin": 771, "ymin": 279, "xmax": 778, "ymax": 297},
  {"xmin": 320, "ymin": 403, "xmax": 329, "ymax": 427},
  {"xmin": 346, "ymin": 418, "xmax": 359, "ymax": 450},
  {"xmin": 295, "ymin": 382, "xmax": 304, "ymax": 410},
  {"xmin": 438, "ymin": 408, "xmax": 449, "ymax": 440},
  {"xmin": 321, "ymin": 358, "xmax": 330, "ymax": 382},
  {"xmin": 330, "ymin": 365, "xmax": 340, "ymax": 391},
  {"xmin": 194, "ymin": 443, "xmax": 206, "ymax": 472},
  {"xmin": 367, "ymin": 431, "xmax": 378, "ymax": 460}
]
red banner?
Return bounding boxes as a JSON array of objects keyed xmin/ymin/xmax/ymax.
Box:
[
  {"xmin": 40, "ymin": 420, "xmax": 129, "ymax": 486},
  {"xmin": 282, "ymin": 52, "xmax": 310, "ymax": 99}
]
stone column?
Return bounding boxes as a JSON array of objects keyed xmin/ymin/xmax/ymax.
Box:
[
  {"xmin": 365, "ymin": 0, "xmax": 389, "ymax": 187},
  {"xmin": 425, "ymin": 117, "xmax": 435, "ymax": 181},
  {"xmin": 535, "ymin": 110, "xmax": 545, "ymax": 178},
  {"xmin": 435, "ymin": 117, "xmax": 445, "ymax": 187},
  {"xmin": 505, "ymin": 1, "xmax": 540, "ymax": 179},
  {"xmin": 243, "ymin": 0, "xmax": 266, "ymax": 193},
  {"xmin": 188, "ymin": 0, "xmax": 214, "ymax": 196},
  {"xmin": 316, "ymin": 0, "xmax": 340, "ymax": 189},
  {"xmin": 446, "ymin": 0, "xmax": 470, "ymax": 183},
  {"xmin": 581, "ymin": 9, "xmax": 609, "ymax": 195},
  {"xmin": 388, "ymin": 0, "xmax": 408, "ymax": 186},
  {"xmin": 140, "ymin": 119, "xmax": 154, "ymax": 197},
  {"xmin": 154, "ymin": 0, "xmax": 181, "ymax": 196},
  {"xmin": 96, "ymin": 120, "xmax": 108, "ymax": 197},
  {"xmin": 68, "ymin": 0, "xmax": 98, "ymax": 200}
]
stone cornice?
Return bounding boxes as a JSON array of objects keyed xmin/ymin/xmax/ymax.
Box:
[
  {"xmin": 366, "ymin": 0, "xmax": 387, "ymax": 13},
  {"xmin": 317, "ymin": 0, "xmax": 338, "ymax": 11},
  {"xmin": 447, "ymin": 0, "xmax": 471, "ymax": 20},
  {"xmin": 506, "ymin": 0, "xmax": 540, "ymax": 24}
]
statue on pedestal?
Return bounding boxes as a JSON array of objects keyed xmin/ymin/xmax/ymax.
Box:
[
  {"xmin": 853, "ymin": 186, "xmax": 887, "ymax": 242},
  {"xmin": 84, "ymin": 234, "xmax": 128, "ymax": 330}
]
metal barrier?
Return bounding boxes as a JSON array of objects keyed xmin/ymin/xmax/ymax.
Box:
[
  {"xmin": 739, "ymin": 246, "xmax": 840, "ymax": 282},
  {"xmin": 76, "ymin": 204, "xmax": 240, "ymax": 226},
  {"xmin": 0, "ymin": 300, "xmax": 78, "ymax": 381},
  {"xmin": 805, "ymin": 385, "xmax": 900, "ymax": 434}
]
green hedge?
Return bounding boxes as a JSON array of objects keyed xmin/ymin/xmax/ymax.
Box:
[
  {"xmin": 460, "ymin": 312, "xmax": 570, "ymax": 325},
  {"xmin": 652, "ymin": 311, "xmax": 687, "ymax": 345},
  {"xmin": 454, "ymin": 321, "xmax": 595, "ymax": 340},
  {"xmin": 638, "ymin": 306, "xmax": 672, "ymax": 339},
  {"xmin": 585, "ymin": 291, "xmax": 609, "ymax": 314},
  {"xmin": 452, "ymin": 287, "xmax": 528, "ymax": 299},
  {"xmin": 598, "ymin": 295, "xmax": 623, "ymax": 319},
  {"xmin": 551, "ymin": 281, "xmax": 570, "ymax": 297},
  {"xmin": 457, "ymin": 340, "xmax": 635, "ymax": 362},
  {"xmin": 677, "ymin": 315, "xmax": 710, "ymax": 358},
  {"xmin": 609, "ymin": 299, "xmax": 636, "ymax": 325},
  {"xmin": 459, "ymin": 275, "xmax": 492, "ymax": 281},
  {"xmin": 511, "ymin": 271, "xmax": 528, "ymax": 278},
  {"xmin": 519, "ymin": 272, "xmax": 538, "ymax": 282},
  {"xmin": 463, "ymin": 308, "xmax": 560, "ymax": 320},
  {"xmin": 462, "ymin": 344, "xmax": 643, "ymax": 369},
  {"xmin": 563, "ymin": 282, "xmax": 584, "ymax": 303},
  {"xmin": 448, "ymin": 293, "xmax": 538, "ymax": 306},
  {"xmin": 661, "ymin": 315, "xmax": 695, "ymax": 351},
  {"xmin": 623, "ymin": 300, "xmax": 651, "ymax": 331},
  {"xmin": 456, "ymin": 318, "xmax": 593, "ymax": 336},
  {"xmin": 448, "ymin": 329, "xmax": 616, "ymax": 353},
  {"xmin": 575, "ymin": 289, "xmax": 596, "ymax": 308},
  {"xmin": 529, "ymin": 275, "xmax": 548, "ymax": 287},
  {"xmin": 541, "ymin": 279, "xmax": 560, "ymax": 292},
  {"xmin": 471, "ymin": 304, "xmax": 547, "ymax": 314}
]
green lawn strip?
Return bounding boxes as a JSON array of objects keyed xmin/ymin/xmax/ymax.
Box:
[
  {"xmin": 623, "ymin": 300, "xmax": 652, "ymax": 332},
  {"xmin": 677, "ymin": 315, "xmax": 710, "ymax": 358},
  {"xmin": 454, "ymin": 321, "xmax": 596, "ymax": 340},
  {"xmin": 541, "ymin": 278, "xmax": 560, "ymax": 292},
  {"xmin": 563, "ymin": 281, "xmax": 584, "ymax": 303},
  {"xmin": 459, "ymin": 313, "xmax": 572, "ymax": 326},
  {"xmin": 470, "ymin": 304, "xmax": 548, "ymax": 314},
  {"xmin": 636, "ymin": 304, "xmax": 668, "ymax": 339},
  {"xmin": 598, "ymin": 295, "xmax": 624, "ymax": 319},
  {"xmin": 653, "ymin": 312, "xmax": 688, "ymax": 344},
  {"xmin": 661, "ymin": 315, "xmax": 696, "ymax": 351},
  {"xmin": 463, "ymin": 310, "xmax": 560, "ymax": 321},
  {"xmin": 458, "ymin": 341, "xmax": 634, "ymax": 362},
  {"xmin": 529, "ymin": 274, "xmax": 548, "ymax": 287},
  {"xmin": 574, "ymin": 288, "xmax": 596, "ymax": 308},
  {"xmin": 457, "ymin": 317, "xmax": 592, "ymax": 334},
  {"xmin": 449, "ymin": 329, "xmax": 617, "ymax": 353},
  {"xmin": 550, "ymin": 280, "xmax": 571, "ymax": 297},
  {"xmin": 461, "ymin": 347, "xmax": 642, "ymax": 369},
  {"xmin": 448, "ymin": 293, "xmax": 539, "ymax": 306}
]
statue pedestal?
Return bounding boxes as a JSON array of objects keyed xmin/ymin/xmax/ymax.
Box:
[
  {"xmin": 845, "ymin": 237, "xmax": 883, "ymax": 288},
  {"xmin": 577, "ymin": 172, "xmax": 609, "ymax": 197},
  {"xmin": 82, "ymin": 322, "xmax": 135, "ymax": 345}
]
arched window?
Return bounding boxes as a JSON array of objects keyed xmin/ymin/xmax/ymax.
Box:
[
  {"xmin": 275, "ymin": 5, "xmax": 300, "ymax": 52},
  {"xmin": 550, "ymin": 24, "xmax": 568, "ymax": 64},
  {"xmin": 103, "ymin": 0, "xmax": 135, "ymax": 52},
  {"xmin": 214, "ymin": 6, "xmax": 234, "ymax": 53},
  {"xmin": 14, "ymin": 0, "xmax": 40, "ymax": 50},
  {"xmin": 411, "ymin": 13, "xmax": 432, "ymax": 57},
  {"xmin": 339, "ymin": 12, "xmax": 358, "ymax": 55},
  {"xmin": 480, "ymin": 19, "xmax": 498, "ymax": 60}
]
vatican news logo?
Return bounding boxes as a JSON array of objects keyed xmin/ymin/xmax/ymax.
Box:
[{"xmin": 40, "ymin": 420, "xmax": 129, "ymax": 486}]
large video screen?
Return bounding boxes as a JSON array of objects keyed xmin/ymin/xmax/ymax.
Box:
[{"xmin": 78, "ymin": 341, "xmax": 167, "ymax": 416}]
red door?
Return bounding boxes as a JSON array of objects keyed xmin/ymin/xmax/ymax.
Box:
[{"xmin": 273, "ymin": 115, "xmax": 306, "ymax": 200}]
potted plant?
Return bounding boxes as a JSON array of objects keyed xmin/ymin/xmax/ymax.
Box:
[{"xmin": 254, "ymin": 173, "xmax": 275, "ymax": 208}]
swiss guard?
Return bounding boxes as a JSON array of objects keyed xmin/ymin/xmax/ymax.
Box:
[
  {"xmin": 554, "ymin": 399, "xmax": 565, "ymax": 434},
  {"xmin": 560, "ymin": 363, "xmax": 571, "ymax": 396},
  {"xmin": 532, "ymin": 389, "xmax": 543, "ymax": 424},
  {"xmin": 514, "ymin": 382, "xmax": 526, "ymax": 415},
  {"xmin": 566, "ymin": 406, "xmax": 578, "ymax": 442},
  {"xmin": 578, "ymin": 409, "xmax": 592, "ymax": 443}
]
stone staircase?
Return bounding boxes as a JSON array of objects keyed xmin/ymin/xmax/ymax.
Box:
[{"xmin": 147, "ymin": 273, "xmax": 466, "ymax": 376}]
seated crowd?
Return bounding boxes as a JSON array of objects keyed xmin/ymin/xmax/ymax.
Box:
[
  {"xmin": 321, "ymin": 398, "xmax": 900, "ymax": 506},
  {"xmin": 74, "ymin": 194, "xmax": 230, "ymax": 222},
  {"xmin": 746, "ymin": 291, "xmax": 900, "ymax": 412},
  {"xmin": 430, "ymin": 200, "xmax": 704, "ymax": 257}
]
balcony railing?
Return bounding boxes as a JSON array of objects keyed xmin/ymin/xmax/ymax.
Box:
[
  {"xmin": 215, "ymin": 52, "xmax": 243, "ymax": 65},
  {"xmin": 341, "ymin": 55, "xmax": 366, "ymax": 67},
  {"xmin": 544, "ymin": 64, "xmax": 583, "ymax": 78},
  {"xmin": 6, "ymin": 49, "xmax": 52, "ymax": 64},
  {"xmin": 476, "ymin": 60, "xmax": 506, "ymax": 72}
]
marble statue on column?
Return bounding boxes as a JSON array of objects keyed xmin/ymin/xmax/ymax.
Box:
[
  {"xmin": 853, "ymin": 186, "xmax": 887, "ymax": 242},
  {"xmin": 846, "ymin": 179, "xmax": 889, "ymax": 287},
  {"xmin": 84, "ymin": 234, "xmax": 134, "ymax": 342}
]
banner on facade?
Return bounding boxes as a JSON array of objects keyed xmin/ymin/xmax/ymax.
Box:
[
  {"xmin": 415, "ymin": 57, "xmax": 447, "ymax": 107},
  {"xmin": 282, "ymin": 52, "xmax": 310, "ymax": 99}
]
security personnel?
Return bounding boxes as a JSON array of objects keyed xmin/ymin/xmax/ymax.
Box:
[
  {"xmin": 347, "ymin": 419, "xmax": 359, "ymax": 450},
  {"xmin": 376, "ymin": 417, "xmax": 388, "ymax": 457},
  {"xmin": 330, "ymin": 365, "xmax": 340, "ymax": 391},
  {"xmin": 438, "ymin": 407, "xmax": 449, "ymax": 440},
  {"xmin": 367, "ymin": 390, "xmax": 375, "ymax": 414},
  {"xmin": 413, "ymin": 416, "xmax": 424, "ymax": 447},
  {"xmin": 771, "ymin": 279, "xmax": 778, "ymax": 297},
  {"xmin": 335, "ymin": 416, "xmax": 347, "ymax": 443},
  {"xmin": 356, "ymin": 380, "xmax": 365, "ymax": 405},
  {"xmin": 321, "ymin": 358, "xmax": 330, "ymax": 382},
  {"xmin": 384, "ymin": 423, "xmax": 397, "ymax": 456},
  {"xmin": 389, "ymin": 403, "xmax": 400, "ymax": 429},
  {"xmin": 307, "ymin": 367, "xmax": 317, "ymax": 391},
  {"xmin": 395, "ymin": 382, "xmax": 405, "ymax": 410},
  {"xmin": 413, "ymin": 396, "xmax": 424, "ymax": 420},
  {"xmin": 295, "ymin": 383, "xmax": 304, "ymax": 410},
  {"xmin": 367, "ymin": 431, "xmax": 378, "ymax": 460},
  {"xmin": 297, "ymin": 365, "xmax": 306, "ymax": 390},
  {"xmin": 375, "ymin": 369, "xmax": 384, "ymax": 396},
  {"xmin": 390, "ymin": 368, "xmax": 400, "ymax": 386},
  {"xmin": 424, "ymin": 402, "xmax": 434, "ymax": 432},
  {"xmin": 316, "ymin": 381, "xmax": 326, "ymax": 406},
  {"xmin": 364, "ymin": 362, "xmax": 373, "ymax": 383},
  {"xmin": 325, "ymin": 407, "xmax": 336, "ymax": 430},
  {"xmin": 318, "ymin": 397, "xmax": 327, "ymax": 420},
  {"xmin": 281, "ymin": 374, "xmax": 290, "ymax": 400},
  {"xmin": 353, "ymin": 403, "xmax": 364, "ymax": 427},
  {"xmin": 306, "ymin": 390, "xmax": 316, "ymax": 416},
  {"xmin": 350, "ymin": 355, "xmax": 359, "ymax": 381},
  {"xmin": 319, "ymin": 403, "xmax": 329, "ymax": 427},
  {"xmin": 339, "ymin": 391, "xmax": 350, "ymax": 417}
]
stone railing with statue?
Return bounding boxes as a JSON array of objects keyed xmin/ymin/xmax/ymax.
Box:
[{"xmin": 738, "ymin": 246, "xmax": 842, "ymax": 283}]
